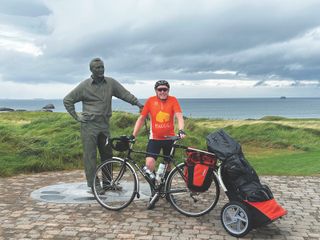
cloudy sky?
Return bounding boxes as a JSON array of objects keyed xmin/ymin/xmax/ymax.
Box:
[{"xmin": 0, "ymin": 0, "xmax": 320, "ymax": 99}]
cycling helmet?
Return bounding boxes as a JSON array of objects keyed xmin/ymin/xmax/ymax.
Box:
[{"xmin": 154, "ymin": 80, "xmax": 170, "ymax": 89}]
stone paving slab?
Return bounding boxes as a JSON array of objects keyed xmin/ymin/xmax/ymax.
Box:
[{"xmin": 0, "ymin": 170, "xmax": 319, "ymax": 239}]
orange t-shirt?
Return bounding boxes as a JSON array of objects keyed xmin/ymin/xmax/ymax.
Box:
[{"xmin": 141, "ymin": 96, "xmax": 182, "ymax": 140}]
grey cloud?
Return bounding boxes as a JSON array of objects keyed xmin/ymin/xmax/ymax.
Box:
[
  {"xmin": 0, "ymin": 0, "xmax": 51, "ymax": 36},
  {"xmin": 1, "ymin": 0, "xmax": 320, "ymax": 85},
  {"xmin": 0, "ymin": 51, "xmax": 86, "ymax": 83},
  {"xmin": 0, "ymin": 0, "xmax": 51, "ymax": 17},
  {"xmin": 254, "ymin": 80, "xmax": 266, "ymax": 87},
  {"xmin": 0, "ymin": 14, "xmax": 51, "ymax": 35}
]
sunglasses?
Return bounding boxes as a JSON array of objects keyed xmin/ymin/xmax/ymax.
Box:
[{"xmin": 156, "ymin": 88, "xmax": 169, "ymax": 92}]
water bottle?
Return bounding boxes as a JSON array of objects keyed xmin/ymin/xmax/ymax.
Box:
[
  {"xmin": 142, "ymin": 166, "xmax": 155, "ymax": 180},
  {"xmin": 156, "ymin": 163, "xmax": 165, "ymax": 182}
]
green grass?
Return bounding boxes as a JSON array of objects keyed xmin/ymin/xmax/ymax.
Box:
[
  {"xmin": 1, "ymin": 112, "xmax": 320, "ymax": 177},
  {"xmin": 0, "ymin": 112, "xmax": 83, "ymax": 176},
  {"xmin": 248, "ymin": 150, "xmax": 320, "ymax": 176}
]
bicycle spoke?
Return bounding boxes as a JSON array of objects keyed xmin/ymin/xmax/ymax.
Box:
[
  {"xmin": 93, "ymin": 159, "xmax": 137, "ymax": 210},
  {"xmin": 165, "ymin": 162, "xmax": 220, "ymax": 217},
  {"xmin": 221, "ymin": 202, "xmax": 251, "ymax": 237}
]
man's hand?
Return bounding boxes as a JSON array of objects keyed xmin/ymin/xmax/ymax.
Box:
[
  {"xmin": 128, "ymin": 135, "xmax": 136, "ymax": 142},
  {"xmin": 77, "ymin": 115, "xmax": 88, "ymax": 123},
  {"xmin": 178, "ymin": 129, "xmax": 186, "ymax": 139}
]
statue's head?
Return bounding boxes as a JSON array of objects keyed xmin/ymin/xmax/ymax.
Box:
[{"xmin": 90, "ymin": 58, "xmax": 104, "ymax": 78}]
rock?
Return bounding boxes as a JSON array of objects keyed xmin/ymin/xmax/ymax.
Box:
[
  {"xmin": 0, "ymin": 107, "xmax": 14, "ymax": 112},
  {"xmin": 42, "ymin": 104, "xmax": 55, "ymax": 110},
  {"xmin": 41, "ymin": 109, "xmax": 53, "ymax": 112}
]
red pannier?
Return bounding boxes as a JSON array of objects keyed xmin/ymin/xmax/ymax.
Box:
[{"xmin": 184, "ymin": 149, "xmax": 217, "ymax": 192}]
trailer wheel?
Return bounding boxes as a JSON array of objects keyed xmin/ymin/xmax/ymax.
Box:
[{"xmin": 221, "ymin": 201, "xmax": 252, "ymax": 238}]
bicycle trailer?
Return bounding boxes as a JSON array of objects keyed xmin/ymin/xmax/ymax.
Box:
[{"xmin": 206, "ymin": 129, "xmax": 287, "ymax": 238}]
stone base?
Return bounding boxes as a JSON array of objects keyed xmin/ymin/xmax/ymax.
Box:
[{"xmin": 30, "ymin": 181, "xmax": 151, "ymax": 204}]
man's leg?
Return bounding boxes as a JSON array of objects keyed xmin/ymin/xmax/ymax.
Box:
[
  {"xmin": 81, "ymin": 123, "xmax": 98, "ymax": 188},
  {"xmin": 146, "ymin": 140, "xmax": 161, "ymax": 172},
  {"xmin": 145, "ymin": 140, "xmax": 161, "ymax": 210},
  {"xmin": 146, "ymin": 157, "xmax": 156, "ymax": 172},
  {"xmin": 97, "ymin": 132, "xmax": 113, "ymax": 187},
  {"xmin": 146, "ymin": 155, "xmax": 159, "ymax": 210}
]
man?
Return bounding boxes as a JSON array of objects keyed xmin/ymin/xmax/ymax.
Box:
[
  {"xmin": 64, "ymin": 57, "xmax": 143, "ymax": 192},
  {"xmin": 132, "ymin": 80, "xmax": 186, "ymax": 208}
]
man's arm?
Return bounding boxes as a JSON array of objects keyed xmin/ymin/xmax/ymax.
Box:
[
  {"xmin": 63, "ymin": 84, "xmax": 83, "ymax": 122},
  {"xmin": 175, "ymin": 112, "xmax": 186, "ymax": 138},
  {"xmin": 132, "ymin": 115, "xmax": 147, "ymax": 137},
  {"xmin": 112, "ymin": 79, "xmax": 143, "ymax": 108}
]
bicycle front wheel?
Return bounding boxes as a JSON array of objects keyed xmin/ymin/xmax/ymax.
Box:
[
  {"xmin": 165, "ymin": 162, "xmax": 220, "ymax": 217},
  {"xmin": 93, "ymin": 158, "xmax": 137, "ymax": 210}
]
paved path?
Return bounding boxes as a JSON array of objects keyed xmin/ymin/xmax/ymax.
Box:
[{"xmin": 0, "ymin": 170, "xmax": 319, "ymax": 240}]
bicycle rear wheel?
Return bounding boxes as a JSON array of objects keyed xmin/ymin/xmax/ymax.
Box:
[
  {"xmin": 93, "ymin": 158, "xmax": 137, "ymax": 210},
  {"xmin": 165, "ymin": 162, "xmax": 220, "ymax": 217}
]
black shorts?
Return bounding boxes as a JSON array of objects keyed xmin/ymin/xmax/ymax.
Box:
[{"xmin": 146, "ymin": 139, "xmax": 174, "ymax": 160}]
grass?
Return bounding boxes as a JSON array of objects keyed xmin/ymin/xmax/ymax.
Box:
[
  {"xmin": 250, "ymin": 150, "xmax": 320, "ymax": 176},
  {"xmin": 0, "ymin": 112, "xmax": 320, "ymax": 177}
]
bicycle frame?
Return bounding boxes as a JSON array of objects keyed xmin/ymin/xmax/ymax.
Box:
[{"xmin": 118, "ymin": 139, "xmax": 186, "ymax": 195}]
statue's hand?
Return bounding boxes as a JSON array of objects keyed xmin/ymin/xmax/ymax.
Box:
[{"xmin": 77, "ymin": 115, "xmax": 88, "ymax": 123}]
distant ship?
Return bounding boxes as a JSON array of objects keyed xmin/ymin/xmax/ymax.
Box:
[{"xmin": 280, "ymin": 96, "xmax": 286, "ymax": 99}]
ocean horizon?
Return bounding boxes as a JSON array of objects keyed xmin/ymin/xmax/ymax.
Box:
[{"xmin": 0, "ymin": 97, "xmax": 319, "ymax": 120}]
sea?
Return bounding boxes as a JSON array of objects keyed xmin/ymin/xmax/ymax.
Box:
[{"xmin": 0, "ymin": 98, "xmax": 319, "ymax": 120}]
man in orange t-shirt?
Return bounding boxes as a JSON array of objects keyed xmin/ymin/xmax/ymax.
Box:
[{"xmin": 132, "ymin": 80, "xmax": 186, "ymax": 177}]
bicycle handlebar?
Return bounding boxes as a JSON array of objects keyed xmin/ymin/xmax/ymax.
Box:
[
  {"xmin": 164, "ymin": 135, "xmax": 181, "ymax": 141},
  {"xmin": 111, "ymin": 135, "xmax": 183, "ymax": 143},
  {"xmin": 110, "ymin": 134, "xmax": 185, "ymax": 153}
]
